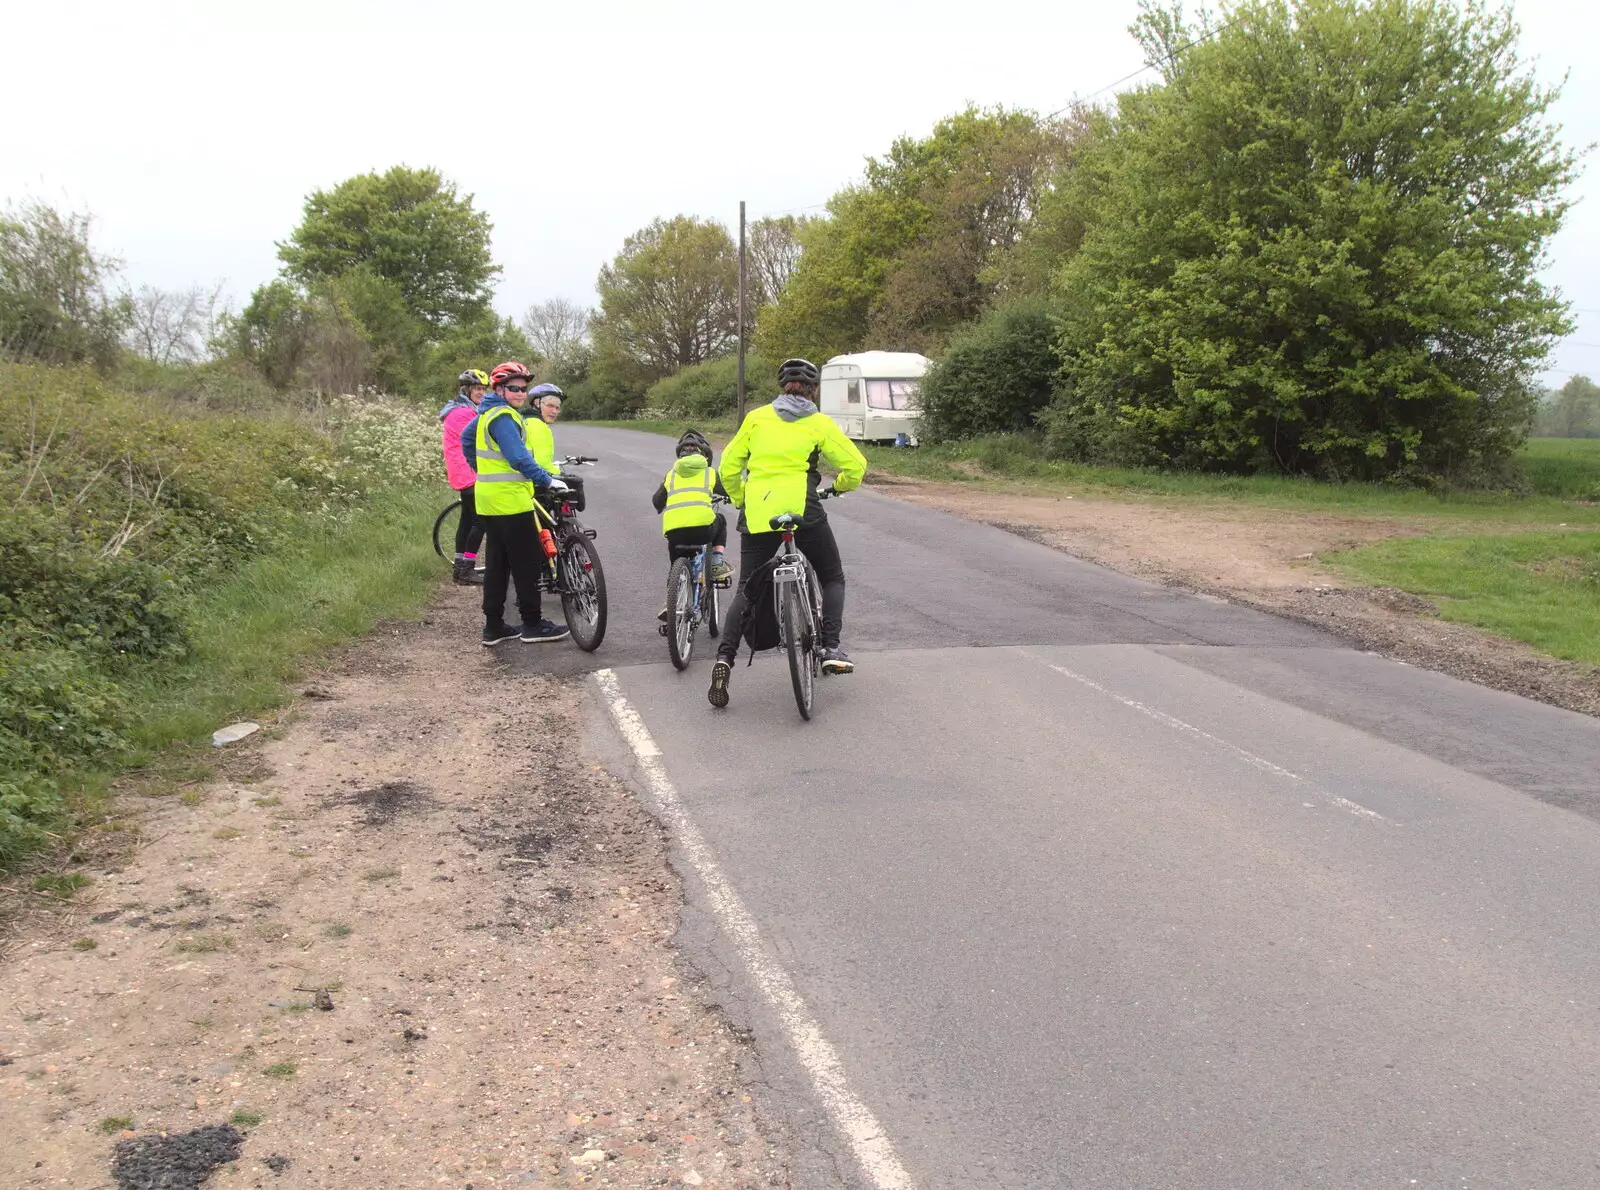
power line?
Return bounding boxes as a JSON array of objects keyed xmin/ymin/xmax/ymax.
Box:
[{"xmin": 1049, "ymin": 16, "xmax": 1241, "ymax": 116}]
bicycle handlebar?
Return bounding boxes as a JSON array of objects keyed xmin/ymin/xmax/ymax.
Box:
[{"xmin": 562, "ymin": 455, "xmax": 598, "ymax": 465}]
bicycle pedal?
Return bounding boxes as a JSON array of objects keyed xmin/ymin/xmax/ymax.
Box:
[
  {"xmin": 658, "ymin": 624, "xmax": 669, "ymax": 637},
  {"xmin": 713, "ymin": 577, "xmax": 733, "ymax": 589}
]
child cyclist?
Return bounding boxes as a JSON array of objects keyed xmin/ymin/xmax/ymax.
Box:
[{"xmin": 651, "ymin": 429, "xmax": 733, "ymax": 618}]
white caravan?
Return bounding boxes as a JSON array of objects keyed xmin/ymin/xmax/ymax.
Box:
[{"xmin": 818, "ymin": 351, "xmax": 929, "ymax": 445}]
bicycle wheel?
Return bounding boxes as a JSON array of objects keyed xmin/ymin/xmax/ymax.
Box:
[
  {"xmin": 558, "ymin": 532, "xmax": 608, "ymax": 652},
  {"xmin": 432, "ymin": 500, "xmax": 462, "ymax": 559},
  {"xmin": 666, "ymin": 557, "xmax": 695, "ymax": 671},
  {"xmin": 782, "ymin": 580, "xmax": 815, "ymax": 721},
  {"xmin": 704, "ymin": 559, "xmax": 721, "ymax": 640}
]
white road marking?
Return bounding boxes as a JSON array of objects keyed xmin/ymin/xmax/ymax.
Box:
[
  {"xmin": 593, "ymin": 668, "xmax": 918, "ymax": 1190},
  {"xmin": 1041, "ymin": 661, "xmax": 1391, "ymax": 823}
]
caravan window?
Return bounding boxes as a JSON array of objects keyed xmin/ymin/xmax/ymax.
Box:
[
  {"xmin": 865, "ymin": 379, "xmax": 918, "ymax": 411},
  {"xmin": 846, "ymin": 381, "xmax": 861, "ymax": 405}
]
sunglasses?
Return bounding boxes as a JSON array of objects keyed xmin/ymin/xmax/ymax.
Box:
[{"xmin": 503, "ymin": 384, "xmax": 529, "ymax": 393}]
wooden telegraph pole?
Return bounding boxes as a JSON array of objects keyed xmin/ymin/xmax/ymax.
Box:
[{"xmin": 737, "ymin": 200, "xmax": 747, "ymax": 425}]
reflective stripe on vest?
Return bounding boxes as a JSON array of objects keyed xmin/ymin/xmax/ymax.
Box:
[
  {"xmin": 661, "ymin": 464, "xmax": 717, "ymax": 533},
  {"xmin": 473, "ymin": 407, "xmax": 535, "ymax": 515}
]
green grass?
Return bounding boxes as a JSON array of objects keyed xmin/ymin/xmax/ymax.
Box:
[
  {"xmin": 859, "ymin": 435, "xmax": 1600, "ymax": 526},
  {"xmin": 1331, "ymin": 531, "xmax": 1600, "ymax": 665},
  {"xmin": 262, "ymin": 1061, "xmax": 297, "ymax": 1080},
  {"xmin": 121, "ymin": 487, "xmax": 443, "ymax": 760},
  {"xmin": 98, "ymin": 1116, "xmax": 134, "ymax": 1135},
  {"xmin": 230, "ymin": 1109, "xmax": 264, "ymax": 1127},
  {"xmin": 1522, "ymin": 437, "xmax": 1600, "ymax": 500}
]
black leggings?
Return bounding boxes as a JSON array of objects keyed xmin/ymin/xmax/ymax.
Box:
[
  {"xmin": 454, "ymin": 485, "xmax": 486, "ymax": 557},
  {"xmin": 664, "ymin": 512, "xmax": 727, "ymax": 562},
  {"xmin": 480, "ymin": 510, "xmax": 543, "ymax": 628},
  {"xmin": 717, "ymin": 519, "xmax": 846, "ymax": 659}
]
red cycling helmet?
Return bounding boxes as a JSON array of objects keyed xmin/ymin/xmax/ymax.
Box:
[{"xmin": 489, "ymin": 361, "xmax": 533, "ymax": 388}]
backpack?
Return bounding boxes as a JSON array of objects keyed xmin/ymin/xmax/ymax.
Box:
[{"xmin": 739, "ymin": 557, "xmax": 783, "ymax": 653}]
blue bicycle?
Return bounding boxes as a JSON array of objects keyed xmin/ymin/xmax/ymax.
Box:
[{"xmin": 661, "ymin": 501, "xmax": 731, "ymax": 671}]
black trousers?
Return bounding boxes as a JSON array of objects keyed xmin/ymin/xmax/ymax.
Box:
[
  {"xmin": 481, "ymin": 510, "xmax": 543, "ymax": 628},
  {"xmin": 454, "ymin": 484, "xmax": 486, "ymax": 557},
  {"xmin": 717, "ymin": 519, "xmax": 846, "ymax": 660},
  {"xmin": 664, "ymin": 512, "xmax": 727, "ymax": 562}
]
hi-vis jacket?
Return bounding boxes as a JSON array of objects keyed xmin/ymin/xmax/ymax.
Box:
[
  {"xmin": 721, "ymin": 403, "xmax": 867, "ymax": 531},
  {"xmin": 460, "ymin": 393, "xmax": 555, "ymax": 516},
  {"xmin": 657, "ymin": 454, "xmax": 721, "ymax": 534}
]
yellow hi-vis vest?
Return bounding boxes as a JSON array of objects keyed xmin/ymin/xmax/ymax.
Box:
[
  {"xmin": 473, "ymin": 406, "xmax": 535, "ymax": 516},
  {"xmin": 660, "ymin": 455, "xmax": 718, "ymax": 534},
  {"xmin": 526, "ymin": 416, "xmax": 558, "ymax": 475}
]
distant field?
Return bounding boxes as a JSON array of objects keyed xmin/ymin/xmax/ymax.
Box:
[{"xmin": 1522, "ymin": 437, "xmax": 1600, "ymax": 500}]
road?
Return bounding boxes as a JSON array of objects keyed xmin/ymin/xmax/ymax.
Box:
[{"xmin": 510, "ymin": 424, "xmax": 1600, "ymax": 1189}]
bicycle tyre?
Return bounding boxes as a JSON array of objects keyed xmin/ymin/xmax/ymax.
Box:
[
  {"xmin": 432, "ymin": 500, "xmax": 462, "ymax": 559},
  {"xmin": 559, "ymin": 533, "xmax": 608, "ymax": 652},
  {"xmin": 704, "ymin": 560, "xmax": 720, "ymax": 640},
  {"xmin": 666, "ymin": 557, "xmax": 695, "ymax": 671},
  {"xmin": 782, "ymin": 580, "xmax": 815, "ymax": 721}
]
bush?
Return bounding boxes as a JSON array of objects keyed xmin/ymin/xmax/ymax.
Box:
[
  {"xmin": 642, "ymin": 356, "xmax": 769, "ymax": 419},
  {"xmin": 917, "ymin": 300, "xmax": 1059, "ymax": 442},
  {"xmin": 1050, "ymin": 0, "xmax": 1573, "ymax": 480}
]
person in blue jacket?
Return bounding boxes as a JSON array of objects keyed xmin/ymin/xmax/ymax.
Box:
[{"xmin": 460, "ymin": 361, "xmax": 571, "ymax": 645}]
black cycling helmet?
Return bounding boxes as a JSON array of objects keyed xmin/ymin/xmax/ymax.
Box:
[
  {"xmin": 676, "ymin": 429, "xmax": 713, "ymax": 462},
  {"xmin": 458, "ymin": 368, "xmax": 489, "ymax": 390},
  {"xmin": 776, "ymin": 358, "xmax": 820, "ymax": 388}
]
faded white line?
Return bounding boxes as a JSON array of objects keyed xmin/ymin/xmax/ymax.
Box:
[
  {"xmin": 1041, "ymin": 661, "xmax": 1390, "ymax": 824},
  {"xmin": 593, "ymin": 668, "xmax": 917, "ymax": 1190}
]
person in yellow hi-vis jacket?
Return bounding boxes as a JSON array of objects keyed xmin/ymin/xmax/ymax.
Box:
[
  {"xmin": 652, "ymin": 429, "xmax": 734, "ymax": 619},
  {"xmin": 708, "ymin": 358, "xmax": 867, "ymax": 708}
]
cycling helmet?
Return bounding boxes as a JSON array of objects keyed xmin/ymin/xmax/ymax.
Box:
[
  {"xmin": 530, "ymin": 383, "xmax": 565, "ymax": 399},
  {"xmin": 489, "ymin": 361, "xmax": 533, "ymax": 388},
  {"xmin": 776, "ymin": 358, "xmax": 820, "ymax": 388},
  {"xmin": 458, "ymin": 368, "xmax": 489, "ymax": 389},
  {"xmin": 676, "ymin": 429, "xmax": 713, "ymax": 462}
]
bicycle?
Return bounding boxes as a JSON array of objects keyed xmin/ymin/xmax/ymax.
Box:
[
  {"xmin": 532, "ymin": 457, "xmax": 607, "ymax": 652},
  {"xmin": 659, "ymin": 497, "xmax": 731, "ymax": 671},
  {"xmin": 769, "ymin": 488, "xmax": 839, "ymax": 721},
  {"xmin": 432, "ymin": 455, "xmax": 598, "ymax": 563}
]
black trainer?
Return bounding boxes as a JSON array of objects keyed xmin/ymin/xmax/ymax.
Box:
[
  {"xmin": 453, "ymin": 558, "xmax": 484, "ymax": 585},
  {"xmin": 819, "ymin": 647, "xmax": 855, "ymax": 675},
  {"xmin": 482, "ymin": 623, "xmax": 524, "ymax": 646},
  {"xmin": 707, "ymin": 660, "xmax": 732, "ymax": 708}
]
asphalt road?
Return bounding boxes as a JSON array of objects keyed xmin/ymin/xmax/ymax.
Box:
[{"xmin": 507, "ymin": 424, "xmax": 1600, "ymax": 1189}]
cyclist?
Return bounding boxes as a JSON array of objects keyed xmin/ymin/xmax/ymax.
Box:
[
  {"xmin": 652, "ymin": 429, "xmax": 734, "ymax": 618},
  {"xmin": 709, "ymin": 359, "xmax": 867, "ymax": 708},
  {"xmin": 440, "ymin": 368, "xmax": 488, "ymax": 584},
  {"xmin": 526, "ymin": 383, "xmax": 564, "ymax": 476},
  {"xmin": 460, "ymin": 361, "xmax": 571, "ymax": 646}
]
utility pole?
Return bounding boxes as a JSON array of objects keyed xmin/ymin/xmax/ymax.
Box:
[{"xmin": 737, "ymin": 200, "xmax": 747, "ymax": 425}]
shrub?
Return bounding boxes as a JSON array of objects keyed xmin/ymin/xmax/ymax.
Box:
[
  {"xmin": 642, "ymin": 356, "xmax": 770, "ymax": 419},
  {"xmin": 917, "ymin": 299, "xmax": 1059, "ymax": 442},
  {"xmin": 1050, "ymin": 0, "xmax": 1574, "ymax": 480}
]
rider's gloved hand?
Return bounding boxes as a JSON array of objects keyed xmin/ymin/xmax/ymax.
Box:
[{"xmin": 545, "ymin": 478, "xmax": 570, "ymax": 494}]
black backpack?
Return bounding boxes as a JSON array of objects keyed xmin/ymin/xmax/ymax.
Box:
[{"xmin": 738, "ymin": 557, "xmax": 783, "ymax": 653}]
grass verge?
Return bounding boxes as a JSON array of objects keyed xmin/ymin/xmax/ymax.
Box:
[
  {"xmin": 1330, "ymin": 531, "xmax": 1600, "ymax": 666},
  {"xmin": 11, "ymin": 487, "xmax": 445, "ymax": 872}
]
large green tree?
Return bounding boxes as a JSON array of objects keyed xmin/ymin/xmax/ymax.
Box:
[
  {"xmin": 1047, "ymin": 0, "xmax": 1575, "ymax": 479},
  {"xmin": 595, "ymin": 216, "xmax": 738, "ymax": 377},
  {"xmin": 277, "ymin": 166, "xmax": 498, "ymax": 331},
  {"xmin": 756, "ymin": 108, "xmax": 1073, "ymax": 362},
  {"xmin": 0, "ymin": 200, "xmax": 129, "ymax": 370}
]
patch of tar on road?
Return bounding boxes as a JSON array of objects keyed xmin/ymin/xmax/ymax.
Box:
[{"xmin": 111, "ymin": 1124, "xmax": 244, "ymax": 1190}]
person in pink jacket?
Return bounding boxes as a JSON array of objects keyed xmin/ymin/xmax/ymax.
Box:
[{"xmin": 441, "ymin": 369, "xmax": 488, "ymax": 584}]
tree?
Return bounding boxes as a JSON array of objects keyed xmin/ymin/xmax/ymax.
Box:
[
  {"xmin": 520, "ymin": 297, "xmax": 590, "ymax": 359},
  {"xmin": 223, "ymin": 280, "xmax": 315, "ymax": 390},
  {"xmin": 125, "ymin": 283, "xmax": 226, "ymax": 365},
  {"xmin": 747, "ymin": 216, "xmax": 810, "ymax": 308},
  {"xmin": 277, "ymin": 166, "xmax": 498, "ymax": 330},
  {"xmin": 755, "ymin": 108, "xmax": 1074, "ymax": 361},
  {"xmin": 595, "ymin": 216, "xmax": 738, "ymax": 377},
  {"xmin": 1536, "ymin": 375, "xmax": 1600, "ymax": 437},
  {"xmin": 1047, "ymin": 0, "xmax": 1575, "ymax": 480},
  {"xmin": 0, "ymin": 199, "xmax": 129, "ymax": 369}
]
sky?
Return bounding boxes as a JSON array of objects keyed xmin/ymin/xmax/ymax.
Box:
[{"xmin": 2, "ymin": 0, "xmax": 1596, "ymax": 385}]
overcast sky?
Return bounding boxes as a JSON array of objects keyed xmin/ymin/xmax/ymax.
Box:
[{"xmin": 3, "ymin": 0, "xmax": 1595, "ymax": 383}]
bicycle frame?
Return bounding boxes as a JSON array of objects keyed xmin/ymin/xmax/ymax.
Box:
[{"xmin": 770, "ymin": 525, "xmax": 818, "ymax": 649}]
